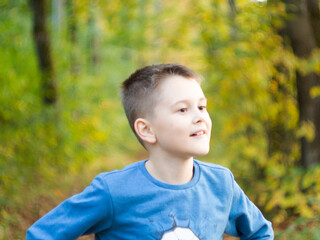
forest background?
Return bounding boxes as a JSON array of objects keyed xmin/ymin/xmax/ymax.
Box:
[{"xmin": 1, "ymin": 0, "xmax": 320, "ymax": 239}]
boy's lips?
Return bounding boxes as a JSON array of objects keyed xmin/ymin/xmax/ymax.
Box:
[{"xmin": 190, "ymin": 130, "xmax": 206, "ymax": 137}]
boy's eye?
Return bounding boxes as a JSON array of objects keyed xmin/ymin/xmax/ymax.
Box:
[
  {"xmin": 199, "ymin": 106, "xmax": 207, "ymax": 111},
  {"xmin": 178, "ymin": 108, "xmax": 187, "ymax": 113}
]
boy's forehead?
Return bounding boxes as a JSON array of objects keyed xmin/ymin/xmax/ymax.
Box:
[{"xmin": 155, "ymin": 75, "xmax": 205, "ymax": 102}]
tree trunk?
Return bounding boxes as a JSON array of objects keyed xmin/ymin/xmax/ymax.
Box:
[
  {"xmin": 66, "ymin": 0, "xmax": 79, "ymax": 74},
  {"xmin": 29, "ymin": 0, "xmax": 57, "ymax": 104},
  {"xmin": 280, "ymin": 0, "xmax": 320, "ymax": 168},
  {"xmin": 306, "ymin": 0, "xmax": 320, "ymax": 46}
]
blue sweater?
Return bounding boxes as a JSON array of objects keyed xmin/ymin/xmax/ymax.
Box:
[{"xmin": 26, "ymin": 160, "xmax": 274, "ymax": 239}]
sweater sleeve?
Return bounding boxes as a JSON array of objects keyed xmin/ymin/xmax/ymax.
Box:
[
  {"xmin": 225, "ymin": 173, "xmax": 274, "ymax": 240},
  {"xmin": 26, "ymin": 173, "xmax": 113, "ymax": 240}
]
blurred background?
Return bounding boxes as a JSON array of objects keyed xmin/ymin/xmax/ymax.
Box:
[{"xmin": 1, "ymin": 0, "xmax": 320, "ymax": 239}]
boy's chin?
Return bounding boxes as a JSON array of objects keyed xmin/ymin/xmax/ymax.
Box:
[{"xmin": 194, "ymin": 148, "xmax": 210, "ymax": 157}]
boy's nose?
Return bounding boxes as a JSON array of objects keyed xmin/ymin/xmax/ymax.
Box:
[{"xmin": 192, "ymin": 110, "xmax": 205, "ymax": 124}]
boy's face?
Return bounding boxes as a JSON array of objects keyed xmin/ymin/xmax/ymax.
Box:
[{"xmin": 148, "ymin": 75, "xmax": 212, "ymax": 160}]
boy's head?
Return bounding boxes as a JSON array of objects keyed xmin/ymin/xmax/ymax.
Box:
[
  {"xmin": 121, "ymin": 63, "xmax": 203, "ymax": 146},
  {"xmin": 122, "ymin": 63, "xmax": 202, "ymax": 145}
]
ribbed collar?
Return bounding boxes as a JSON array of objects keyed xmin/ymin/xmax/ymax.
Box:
[{"xmin": 138, "ymin": 159, "xmax": 200, "ymax": 190}]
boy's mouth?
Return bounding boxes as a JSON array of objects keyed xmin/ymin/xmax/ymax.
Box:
[{"xmin": 190, "ymin": 130, "xmax": 206, "ymax": 137}]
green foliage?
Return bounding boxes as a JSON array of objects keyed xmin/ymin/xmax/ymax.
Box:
[
  {"xmin": 276, "ymin": 217, "xmax": 320, "ymax": 240},
  {"xmin": 1, "ymin": 0, "xmax": 320, "ymax": 238}
]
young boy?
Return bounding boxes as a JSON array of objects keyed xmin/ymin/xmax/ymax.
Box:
[{"xmin": 27, "ymin": 63, "xmax": 274, "ymax": 239}]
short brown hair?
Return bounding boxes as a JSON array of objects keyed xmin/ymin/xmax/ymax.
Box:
[{"xmin": 121, "ymin": 63, "xmax": 202, "ymax": 145}]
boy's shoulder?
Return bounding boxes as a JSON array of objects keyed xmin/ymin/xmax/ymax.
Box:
[
  {"xmin": 97, "ymin": 160, "xmax": 143, "ymax": 179},
  {"xmin": 194, "ymin": 160, "xmax": 235, "ymax": 184},
  {"xmin": 95, "ymin": 160, "xmax": 169, "ymax": 188},
  {"xmin": 195, "ymin": 159, "xmax": 233, "ymax": 175}
]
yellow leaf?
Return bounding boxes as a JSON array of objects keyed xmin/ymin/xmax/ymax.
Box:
[
  {"xmin": 296, "ymin": 121, "xmax": 315, "ymax": 142},
  {"xmin": 310, "ymin": 86, "xmax": 320, "ymax": 99}
]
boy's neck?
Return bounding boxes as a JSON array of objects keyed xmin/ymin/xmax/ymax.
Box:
[{"xmin": 145, "ymin": 155, "xmax": 194, "ymax": 185}]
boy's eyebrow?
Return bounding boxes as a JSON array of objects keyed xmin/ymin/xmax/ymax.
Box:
[{"xmin": 171, "ymin": 97, "xmax": 207, "ymax": 107}]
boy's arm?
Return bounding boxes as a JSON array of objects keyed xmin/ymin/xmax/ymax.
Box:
[
  {"xmin": 26, "ymin": 173, "xmax": 113, "ymax": 240},
  {"xmin": 225, "ymin": 175, "xmax": 274, "ymax": 240}
]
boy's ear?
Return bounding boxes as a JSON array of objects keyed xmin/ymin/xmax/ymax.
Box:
[{"xmin": 134, "ymin": 118, "xmax": 156, "ymax": 144}]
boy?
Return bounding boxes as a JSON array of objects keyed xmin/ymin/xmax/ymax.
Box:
[{"xmin": 27, "ymin": 63, "xmax": 274, "ymax": 239}]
